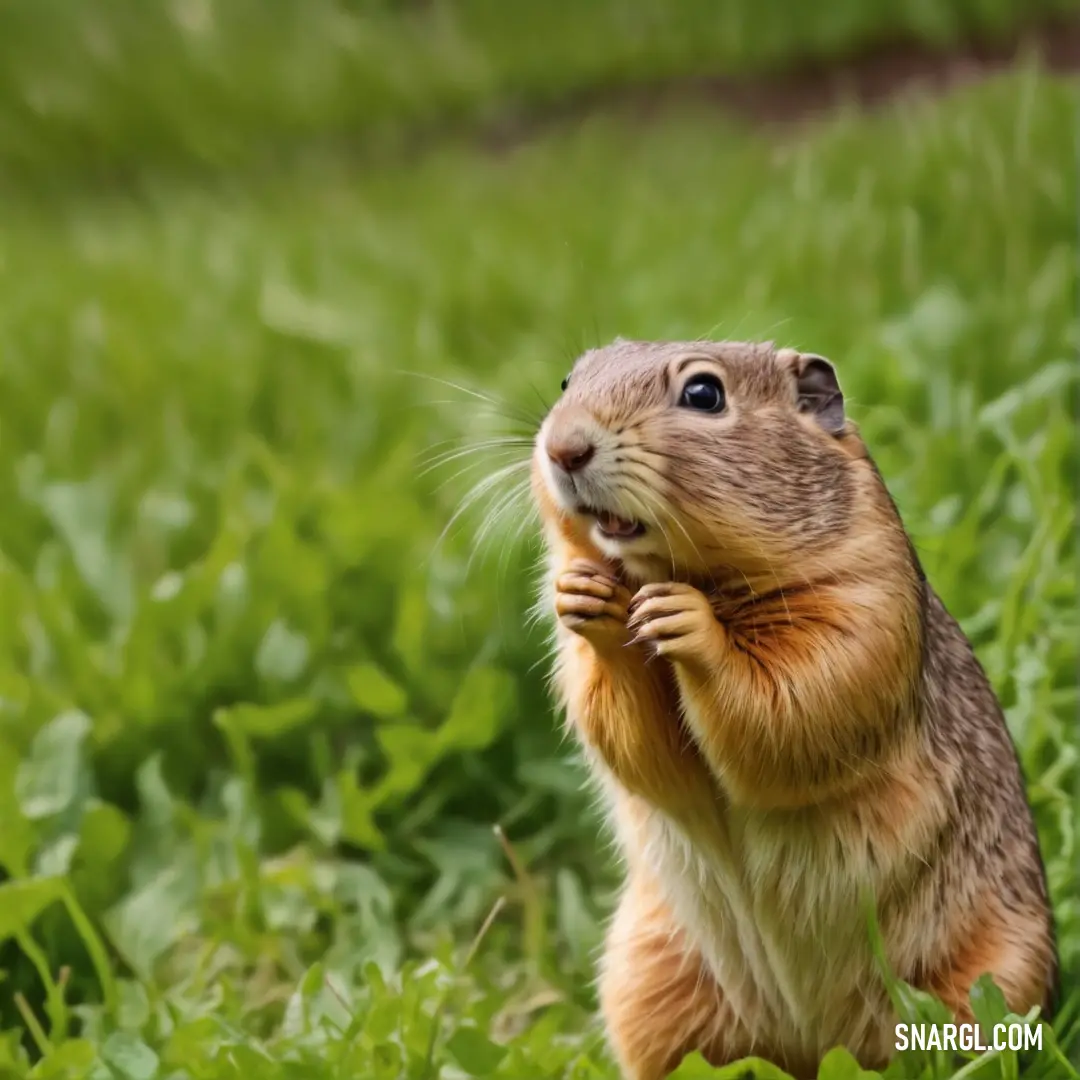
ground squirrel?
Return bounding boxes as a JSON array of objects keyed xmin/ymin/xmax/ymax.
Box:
[{"xmin": 531, "ymin": 340, "xmax": 1057, "ymax": 1079}]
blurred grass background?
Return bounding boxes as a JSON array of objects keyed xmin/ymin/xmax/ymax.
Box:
[
  {"xmin": 1, "ymin": 0, "xmax": 1078, "ymax": 186},
  {"xmin": 0, "ymin": 3, "xmax": 1076, "ymax": 1078}
]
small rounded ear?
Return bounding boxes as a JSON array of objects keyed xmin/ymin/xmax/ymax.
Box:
[{"xmin": 793, "ymin": 353, "xmax": 845, "ymax": 435}]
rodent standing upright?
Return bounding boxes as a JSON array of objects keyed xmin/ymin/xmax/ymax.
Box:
[{"xmin": 531, "ymin": 340, "xmax": 1056, "ymax": 1079}]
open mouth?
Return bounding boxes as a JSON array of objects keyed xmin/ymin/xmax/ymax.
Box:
[{"xmin": 578, "ymin": 505, "xmax": 646, "ymax": 539}]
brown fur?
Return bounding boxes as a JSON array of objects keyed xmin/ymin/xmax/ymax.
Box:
[{"xmin": 530, "ymin": 340, "xmax": 1056, "ymax": 1079}]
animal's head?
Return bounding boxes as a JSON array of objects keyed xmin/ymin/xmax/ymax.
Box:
[{"xmin": 532, "ymin": 339, "xmax": 869, "ymax": 583}]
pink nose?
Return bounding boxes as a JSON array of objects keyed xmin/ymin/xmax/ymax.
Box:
[{"xmin": 546, "ymin": 433, "xmax": 595, "ymax": 473}]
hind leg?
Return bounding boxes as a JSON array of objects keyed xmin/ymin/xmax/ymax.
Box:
[
  {"xmin": 921, "ymin": 897, "xmax": 1058, "ymax": 1023},
  {"xmin": 600, "ymin": 871, "xmax": 748, "ymax": 1080}
]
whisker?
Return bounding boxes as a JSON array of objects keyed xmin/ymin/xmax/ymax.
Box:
[
  {"xmin": 527, "ymin": 381, "xmax": 554, "ymax": 421},
  {"xmin": 631, "ymin": 483, "xmax": 679, "ymax": 582},
  {"xmin": 494, "ymin": 489, "xmax": 541, "ymax": 592},
  {"xmin": 617, "ymin": 458, "xmax": 724, "ymax": 542},
  {"xmin": 428, "ymin": 459, "xmax": 533, "ymax": 563},
  {"xmin": 696, "ymin": 318, "xmax": 729, "ymax": 342},
  {"xmin": 417, "ymin": 438, "xmax": 534, "ymax": 477},
  {"xmin": 754, "ymin": 315, "xmax": 795, "ymax": 343},
  {"xmin": 644, "ymin": 487, "xmax": 718, "ymax": 588},
  {"xmin": 419, "ymin": 434, "xmax": 534, "ymax": 459},
  {"xmin": 426, "ymin": 448, "xmax": 529, "ymax": 496},
  {"xmin": 506, "ymin": 494, "xmax": 542, "ymax": 556},
  {"xmin": 397, "ymin": 370, "xmax": 545, "ymax": 429},
  {"xmin": 617, "ymin": 456, "xmax": 764, "ymax": 602},
  {"xmin": 418, "ymin": 424, "xmax": 534, "ymax": 450},
  {"xmin": 656, "ymin": 494, "xmax": 722, "ymax": 594},
  {"xmin": 408, "ymin": 399, "xmax": 538, "ymax": 438},
  {"xmin": 470, "ymin": 476, "xmax": 533, "ymax": 571},
  {"xmin": 526, "ymin": 651, "xmax": 551, "ymax": 678}
]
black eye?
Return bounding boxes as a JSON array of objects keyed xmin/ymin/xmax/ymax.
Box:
[
  {"xmin": 679, "ymin": 375, "xmax": 726, "ymax": 413},
  {"xmin": 561, "ymin": 374, "xmax": 570, "ymax": 392}
]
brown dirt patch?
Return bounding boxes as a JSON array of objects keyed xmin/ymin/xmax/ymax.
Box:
[{"xmin": 475, "ymin": 16, "xmax": 1080, "ymax": 153}]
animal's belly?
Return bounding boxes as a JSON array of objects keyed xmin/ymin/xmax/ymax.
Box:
[{"xmin": 639, "ymin": 806, "xmax": 895, "ymax": 1063}]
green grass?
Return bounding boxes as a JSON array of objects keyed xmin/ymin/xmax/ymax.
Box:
[
  {"xmin": 0, "ymin": 0, "xmax": 1078, "ymax": 187},
  {"xmin": 0, "ymin": 15, "xmax": 1075, "ymax": 1079}
]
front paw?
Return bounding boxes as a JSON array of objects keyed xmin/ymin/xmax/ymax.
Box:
[
  {"xmin": 627, "ymin": 582, "xmax": 725, "ymax": 670},
  {"xmin": 555, "ymin": 559, "xmax": 632, "ymax": 648}
]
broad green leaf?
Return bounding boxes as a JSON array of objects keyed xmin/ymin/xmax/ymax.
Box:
[
  {"xmin": 0, "ymin": 877, "xmax": 65, "ymax": 942},
  {"xmin": 155, "ymin": 1017, "xmax": 223, "ymax": 1071},
  {"xmin": 336, "ymin": 770, "xmax": 385, "ymax": 850},
  {"xmin": 816, "ymin": 1046, "xmax": 883, "ymax": 1080},
  {"xmin": 79, "ymin": 801, "xmax": 132, "ymax": 868},
  {"xmin": 439, "ymin": 667, "xmax": 516, "ymax": 753},
  {"xmin": 254, "ymin": 619, "xmax": 310, "ymax": 682},
  {"xmin": 101, "ymin": 1032, "xmax": 159, "ymax": 1080},
  {"xmin": 555, "ymin": 869, "xmax": 599, "ymax": 967},
  {"xmin": 36, "ymin": 478, "xmax": 134, "ymax": 620},
  {"xmin": 16, "ymin": 710, "xmax": 92, "ymax": 821},
  {"xmin": 373, "ymin": 725, "xmax": 436, "ymax": 806},
  {"xmin": 29, "ymin": 1037, "xmax": 95, "ymax": 1077},
  {"xmin": 115, "ymin": 979, "xmax": 151, "ymax": 1032},
  {"xmin": 134, "ymin": 756, "xmax": 175, "ymax": 832},
  {"xmin": 35, "ymin": 833, "xmax": 79, "ymax": 876},
  {"xmin": 891, "ymin": 981, "xmax": 953, "ymax": 1027},
  {"xmin": 103, "ymin": 854, "xmax": 200, "ymax": 979},
  {"xmin": 215, "ymin": 698, "xmax": 316, "ymax": 738},
  {"xmin": 668, "ymin": 1053, "xmax": 799, "ymax": 1078},
  {"xmin": 969, "ymin": 974, "xmax": 1010, "ymax": 1035},
  {"xmin": 673, "ymin": 1054, "xmax": 803, "ymax": 1080},
  {"xmin": 300, "ymin": 961, "xmax": 325, "ymax": 997},
  {"xmin": 445, "ymin": 1027, "xmax": 508, "ymax": 1076},
  {"xmin": 347, "ymin": 662, "xmax": 408, "ymax": 718},
  {"xmin": 391, "ymin": 583, "xmax": 429, "ymax": 675},
  {"xmin": 364, "ymin": 992, "xmax": 399, "ymax": 1046},
  {"xmin": 371, "ymin": 1040, "xmax": 404, "ymax": 1080},
  {"xmin": 0, "ymin": 737, "xmax": 37, "ymax": 876}
]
